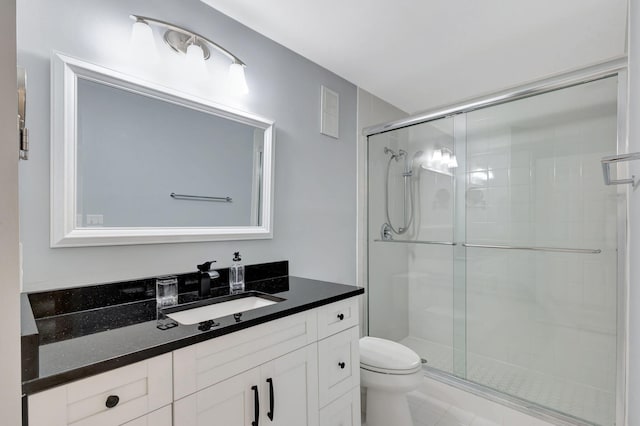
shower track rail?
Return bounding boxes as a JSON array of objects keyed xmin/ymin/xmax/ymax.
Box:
[
  {"xmin": 373, "ymin": 239, "xmax": 456, "ymax": 246},
  {"xmin": 373, "ymin": 240, "xmax": 602, "ymax": 254},
  {"xmin": 462, "ymin": 243, "xmax": 602, "ymax": 254}
]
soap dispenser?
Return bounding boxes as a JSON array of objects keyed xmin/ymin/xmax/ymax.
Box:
[{"xmin": 229, "ymin": 252, "xmax": 245, "ymax": 293}]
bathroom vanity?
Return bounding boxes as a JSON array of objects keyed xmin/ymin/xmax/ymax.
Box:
[{"xmin": 21, "ymin": 262, "xmax": 363, "ymax": 426}]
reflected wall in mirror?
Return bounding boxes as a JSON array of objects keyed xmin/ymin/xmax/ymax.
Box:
[{"xmin": 51, "ymin": 53, "xmax": 274, "ymax": 247}]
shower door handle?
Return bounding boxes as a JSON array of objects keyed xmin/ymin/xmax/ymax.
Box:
[{"xmin": 601, "ymin": 152, "xmax": 640, "ymax": 186}]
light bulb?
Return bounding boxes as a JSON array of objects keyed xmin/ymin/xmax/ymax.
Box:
[
  {"xmin": 228, "ymin": 62, "xmax": 249, "ymax": 95},
  {"xmin": 185, "ymin": 43, "xmax": 209, "ymax": 81},
  {"xmin": 442, "ymin": 151, "xmax": 451, "ymax": 166},
  {"xmin": 431, "ymin": 149, "xmax": 443, "ymax": 164},
  {"xmin": 130, "ymin": 20, "xmax": 159, "ymax": 63},
  {"xmin": 448, "ymin": 154, "xmax": 459, "ymax": 168}
]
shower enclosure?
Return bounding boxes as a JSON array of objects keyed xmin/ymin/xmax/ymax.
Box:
[{"xmin": 365, "ymin": 61, "xmax": 627, "ymax": 426}]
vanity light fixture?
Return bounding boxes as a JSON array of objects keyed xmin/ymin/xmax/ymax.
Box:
[
  {"xmin": 431, "ymin": 149, "xmax": 443, "ymax": 163},
  {"xmin": 428, "ymin": 148, "xmax": 458, "ymax": 169},
  {"xmin": 129, "ymin": 15, "xmax": 249, "ymax": 94},
  {"xmin": 130, "ymin": 18, "xmax": 159, "ymax": 63}
]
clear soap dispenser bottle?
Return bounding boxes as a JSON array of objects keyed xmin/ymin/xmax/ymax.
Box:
[{"xmin": 229, "ymin": 252, "xmax": 245, "ymax": 293}]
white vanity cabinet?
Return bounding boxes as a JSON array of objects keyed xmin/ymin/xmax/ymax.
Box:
[
  {"xmin": 28, "ymin": 353, "xmax": 173, "ymax": 426},
  {"xmin": 122, "ymin": 406, "xmax": 172, "ymax": 426},
  {"xmin": 319, "ymin": 388, "xmax": 362, "ymax": 426},
  {"xmin": 174, "ymin": 345, "xmax": 319, "ymax": 426},
  {"xmin": 316, "ymin": 297, "xmax": 361, "ymax": 426},
  {"xmin": 27, "ymin": 296, "xmax": 361, "ymax": 426},
  {"xmin": 173, "ymin": 309, "xmax": 318, "ymax": 399}
]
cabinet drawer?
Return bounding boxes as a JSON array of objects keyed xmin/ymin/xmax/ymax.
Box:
[
  {"xmin": 174, "ymin": 309, "xmax": 318, "ymax": 399},
  {"xmin": 319, "ymin": 387, "xmax": 361, "ymax": 426},
  {"xmin": 29, "ymin": 353, "xmax": 172, "ymax": 426},
  {"xmin": 318, "ymin": 326, "xmax": 360, "ymax": 407},
  {"xmin": 317, "ymin": 297, "xmax": 359, "ymax": 339},
  {"xmin": 122, "ymin": 405, "xmax": 172, "ymax": 426}
]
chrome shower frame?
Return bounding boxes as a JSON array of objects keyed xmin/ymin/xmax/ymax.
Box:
[{"xmin": 363, "ymin": 56, "xmax": 629, "ymax": 426}]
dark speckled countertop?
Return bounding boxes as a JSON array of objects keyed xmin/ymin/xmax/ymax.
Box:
[{"xmin": 21, "ymin": 261, "xmax": 364, "ymax": 395}]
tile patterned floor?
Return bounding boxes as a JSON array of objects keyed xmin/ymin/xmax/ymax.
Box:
[{"xmin": 401, "ymin": 336, "xmax": 615, "ymax": 426}]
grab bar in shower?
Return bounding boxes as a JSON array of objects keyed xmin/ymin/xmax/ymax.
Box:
[
  {"xmin": 462, "ymin": 243, "xmax": 601, "ymax": 254},
  {"xmin": 170, "ymin": 193, "xmax": 232, "ymax": 202},
  {"xmin": 601, "ymin": 152, "xmax": 640, "ymax": 186},
  {"xmin": 374, "ymin": 239, "xmax": 457, "ymax": 246}
]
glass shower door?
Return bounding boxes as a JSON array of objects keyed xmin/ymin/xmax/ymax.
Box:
[
  {"xmin": 367, "ymin": 116, "xmax": 459, "ymax": 374},
  {"xmin": 367, "ymin": 73, "xmax": 622, "ymax": 426},
  {"xmin": 464, "ymin": 76, "xmax": 619, "ymax": 426}
]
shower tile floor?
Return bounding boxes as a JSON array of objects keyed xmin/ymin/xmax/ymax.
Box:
[{"xmin": 401, "ymin": 336, "xmax": 615, "ymax": 426}]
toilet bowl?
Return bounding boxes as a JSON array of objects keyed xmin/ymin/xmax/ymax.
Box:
[{"xmin": 360, "ymin": 337, "xmax": 422, "ymax": 426}]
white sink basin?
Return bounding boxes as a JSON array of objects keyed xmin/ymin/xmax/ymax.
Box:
[{"xmin": 167, "ymin": 296, "xmax": 279, "ymax": 325}]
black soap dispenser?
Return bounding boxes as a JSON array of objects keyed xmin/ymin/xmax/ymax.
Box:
[{"xmin": 229, "ymin": 252, "xmax": 245, "ymax": 293}]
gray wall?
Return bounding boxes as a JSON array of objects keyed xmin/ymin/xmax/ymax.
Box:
[
  {"xmin": 18, "ymin": 0, "xmax": 358, "ymax": 291},
  {"xmin": 0, "ymin": 0, "xmax": 22, "ymax": 422},
  {"xmin": 77, "ymin": 78, "xmax": 256, "ymax": 227}
]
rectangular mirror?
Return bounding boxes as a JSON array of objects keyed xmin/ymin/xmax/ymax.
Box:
[{"xmin": 51, "ymin": 53, "xmax": 274, "ymax": 247}]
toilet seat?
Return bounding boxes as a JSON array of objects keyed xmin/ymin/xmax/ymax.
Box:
[
  {"xmin": 360, "ymin": 336, "xmax": 421, "ymax": 375},
  {"xmin": 361, "ymin": 363, "xmax": 421, "ymax": 375}
]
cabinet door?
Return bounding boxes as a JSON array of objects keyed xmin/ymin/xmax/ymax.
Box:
[
  {"xmin": 319, "ymin": 388, "xmax": 361, "ymax": 426},
  {"xmin": 122, "ymin": 405, "xmax": 172, "ymax": 426},
  {"xmin": 260, "ymin": 344, "xmax": 319, "ymax": 426},
  {"xmin": 174, "ymin": 367, "xmax": 261, "ymax": 426}
]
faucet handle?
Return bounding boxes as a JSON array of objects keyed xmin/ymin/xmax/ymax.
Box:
[{"xmin": 197, "ymin": 260, "xmax": 217, "ymax": 272}]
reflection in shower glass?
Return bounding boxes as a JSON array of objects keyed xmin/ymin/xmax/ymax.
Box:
[
  {"xmin": 368, "ymin": 117, "xmax": 457, "ymax": 374},
  {"xmin": 367, "ymin": 76, "xmax": 621, "ymax": 426}
]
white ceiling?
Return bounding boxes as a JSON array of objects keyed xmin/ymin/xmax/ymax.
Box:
[{"xmin": 201, "ymin": 0, "xmax": 627, "ymax": 114}]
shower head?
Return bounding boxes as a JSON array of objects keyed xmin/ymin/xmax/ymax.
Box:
[{"xmin": 384, "ymin": 147, "xmax": 407, "ymax": 161}]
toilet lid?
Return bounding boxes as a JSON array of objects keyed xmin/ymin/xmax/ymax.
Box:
[{"xmin": 359, "ymin": 337, "xmax": 421, "ymax": 372}]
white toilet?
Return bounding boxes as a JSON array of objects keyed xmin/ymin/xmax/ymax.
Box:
[{"xmin": 359, "ymin": 337, "xmax": 422, "ymax": 426}]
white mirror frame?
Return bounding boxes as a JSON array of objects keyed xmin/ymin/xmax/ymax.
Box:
[{"xmin": 51, "ymin": 53, "xmax": 275, "ymax": 247}]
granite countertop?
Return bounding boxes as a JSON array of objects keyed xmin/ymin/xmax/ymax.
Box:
[{"xmin": 21, "ymin": 262, "xmax": 363, "ymax": 395}]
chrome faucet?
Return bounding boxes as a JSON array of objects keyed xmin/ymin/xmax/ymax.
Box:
[{"xmin": 197, "ymin": 260, "xmax": 220, "ymax": 298}]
